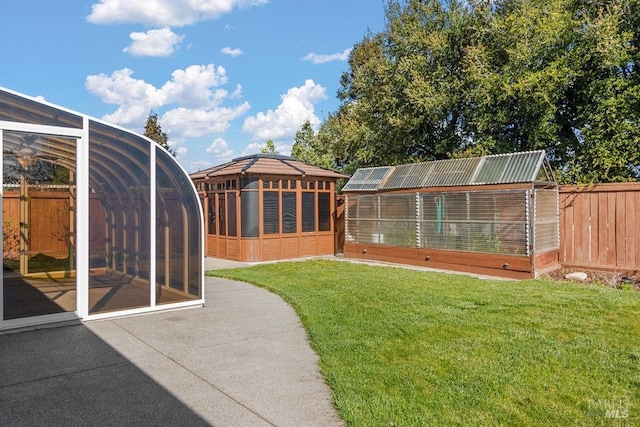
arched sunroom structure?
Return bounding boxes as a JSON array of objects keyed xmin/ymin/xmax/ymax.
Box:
[{"xmin": 0, "ymin": 87, "xmax": 203, "ymax": 330}]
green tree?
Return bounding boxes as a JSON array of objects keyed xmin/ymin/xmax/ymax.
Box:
[
  {"xmin": 260, "ymin": 140, "xmax": 278, "ymax": 154},
  {"xmin": 291, "ymin": 120, "xmax": 335, "ymax": 169},
  {"xmin": 144, "ymin": 112, "xmax": 175, "ymax": 155},
  {"xmin": 323, "ymin": 0, "xmax": 640, "ymax": 183}
]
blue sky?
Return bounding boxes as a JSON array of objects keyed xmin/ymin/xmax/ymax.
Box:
[{"xmin": 0, "ymin": 1, "xmax": 385, "ymax": 172}]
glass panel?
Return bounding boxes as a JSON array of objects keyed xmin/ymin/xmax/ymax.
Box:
[
  {"xmin": 282, "ymin": 192, "xmax": 297, "ymax": 233},
  {"xmin": 302, "ymin": 192, "xmax": 315, "ymax": 232},
  {"xmin": 227, "ymin": 192, "xmax": 237, "ymax": 237},
  {"xmin": 3, "ymin": 131, "xmax": 77, "ymax": 320},
  {"xmin": 0, "ymin": 90, "xmax": 83, "ymax": 128},
  {"xmin": 318, "ymin": 193, "xmax": 331, "ymax": 232},
  {"xmin": 263, "ymin": 191, "xmax": 279, "ymax": 234},
  {"xmin": 218, "ymin": 193, "xmax": 226, "ymax": 236},
  {"xmin": 156, "ymin": 148, "xmax": 202, "ymax": 304},
  {"xmin": 88, "ymin": 121, "xmax": 151, "ymax": 313},
  {"xmin": 241, "ymin": 177, "xmax": 258, "ymax": 189},
  {"xmin": 241, "ymin": 191, "xmax": 259, "ymax": 237},
  {"xmin": 208, "ymin": 194, "xmax": 216, "ymax": 235}
]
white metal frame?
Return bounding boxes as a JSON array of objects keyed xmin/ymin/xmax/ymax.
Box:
[
  {"xmin": 0, "ymin": 121, "xmax": 84, "ymax": 329},
  {"xmin": 0, "ymin": 102, "xmax": 205, "ymax": 330}
]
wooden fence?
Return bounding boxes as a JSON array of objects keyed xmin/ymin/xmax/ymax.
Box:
[{"xmin": 559, "ymin": 183, "xmax": 640, "ymax": 273}]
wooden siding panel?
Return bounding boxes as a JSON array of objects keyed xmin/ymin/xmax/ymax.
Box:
[
  {"xmin": 206, "ymin": 235, "xmax": 219, "ymax": 257},
  {"xmin": 217, "ymin": 237, "xmax": 226, "ymax": 258},
  {"xmin": 316, "ymin": 235, "xmax": 334, "ymax": 254},
  {"xmin": 299, "ymin": 236, "xmax": 317, "ymax": 257},
  {"xmin": 241, "ymin": 239, "xmax": 260, "ymax": 261},
  {"xmin": 344, "ymin": 242, "xmax": 535, "ymax": 279},
  {"xmin": 261, "ymin": 238, "xmax": 281, "ymax": 261},
  {"xmin": 226, "ymin": 238, "xmax": 238, "ymax": 259},
  {"xmin": 281, "ymin": 236, "xmax": 300, "ymax": 259}
]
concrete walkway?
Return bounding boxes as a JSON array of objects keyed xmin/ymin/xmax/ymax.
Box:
[{"xmin": 0, "ymin": 272, "xmax": 343, "ymax": 426}]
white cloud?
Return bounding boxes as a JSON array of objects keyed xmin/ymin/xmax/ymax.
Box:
[
  {"xmin": 85, "ymin": 64, "xmax": 241, "ymax": 129},
  {"xmin": 161, "ymin": 64, "xmax": 228, "ymax": 108},
  {"xmin": 221, "ymin": 47, "xmax": 243, "ymax": 57},
  {"xmin": 85, "ymin": 68, "xmax": 166, "ymax": 124},
  {"xmin": 302, "ymin": 48, "xmax": 352, "ymax": 65},
  {"xmin": 162, "ymin": 103, "xmax": 250, "ymax": 139},
  {"xmin": 240, "ymin": 141, "xmax": 292, "ymax": 157},
  {"xmin": 85, "ymin": 64, "xmax": 239, "ymax": 127},
  {"xmin": 240, "ymin": 142, "xmax": 263, "ymax": 156},
  {"xmin": 206, "ymin": 138, "xmax": 234, "ymax": 160},
  {"xmin": 242, "ymin": 79, "xmax": 326, "ymax": 141},
  {"xmin": 123, "ymin": 27, "xmax": 184, "ymax": 57},
  {"xmin": 230, "ymin": 84, "xmax": 243, "ymax": 99},
  {"xmin": 87, "ymin": 0, "xmax": 269, "ymax": 27},
  {"xmin": 192, "ymin": 159, "xmax": 216, "ymax": 171},
  {"xmin": 175, "ymin": 146, "xmax": 188, "ymax": 156}
]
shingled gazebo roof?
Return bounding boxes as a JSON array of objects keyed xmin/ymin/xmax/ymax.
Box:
[{"xmin": 190, "ymin": 154, "xmax": 350, "ymax": 180}]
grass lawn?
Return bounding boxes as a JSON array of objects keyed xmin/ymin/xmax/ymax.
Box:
[{"xmin": 209, "ymin": 260, "xmax": 639, "ymax": 426}]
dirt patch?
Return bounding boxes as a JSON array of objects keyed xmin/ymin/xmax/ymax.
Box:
[{"xmin": 542, "ymin": 268, "xmax": 640, "ymax": 291}]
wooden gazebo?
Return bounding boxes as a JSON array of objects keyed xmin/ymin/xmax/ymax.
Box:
[{"xmin": 191, "ymin": 154, "xmax": 349, "ymax": 262}]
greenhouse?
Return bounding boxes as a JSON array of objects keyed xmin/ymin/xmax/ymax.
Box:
[
  {"xmin": 191, "ymin": 154, "xmax": 349, "ymax": 261},
  {"xmin": 0, "ymin": 87, "xmax": 203, "ymax": 330},
  {"xmin": 342, "ymin": 151, "xmax": 559, "ymax": 279}
]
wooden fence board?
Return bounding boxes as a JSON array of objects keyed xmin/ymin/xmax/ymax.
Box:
[
  {"xmin": 560, "ymin": 183, "xmax": 640, "ymax": 272},
  {"xmin": 597, "ymin": 192, "xmax": 608, "ymax": 267},
  {"xmin": 607, "ymin": 192, "xmax": 617, "ymax": 266}
]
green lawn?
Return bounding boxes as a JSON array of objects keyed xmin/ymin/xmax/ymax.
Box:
[{"xmin": 209, "ymin": 260, "xmax": 639, "ymax": 426}]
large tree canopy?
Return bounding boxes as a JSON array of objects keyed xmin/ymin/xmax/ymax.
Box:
[{"xmin": 320, "ymin": 0, "xmax": 640, "ymax": 183}]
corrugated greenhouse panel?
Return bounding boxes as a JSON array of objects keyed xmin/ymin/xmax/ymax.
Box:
[
  {"xmin": 342, "ymin": 166, "xmax": 393, "ymax": 192},
  {"xmin": 421, "ymin": 157, "xmax": 481, "ymax": 187},
  {"xmin": 418, "ymin": 191, "xmax": 529, "ymax": 255},
  {"xmin": 472, "ymin": 151, "xmax": 545, "ymax": 184},
  {"xmin": 534, "ymin": 189, "xmax": 559, "ymax": 252}
]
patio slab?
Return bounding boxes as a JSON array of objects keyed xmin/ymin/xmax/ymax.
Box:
[{"xmin": 0, "ymin": 273, "xmax": 343, "ymax": 427}]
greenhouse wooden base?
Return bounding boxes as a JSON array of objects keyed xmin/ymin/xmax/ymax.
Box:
[{"xmin": 344, "ymin": 243, "xmax": 559, "ymax": 279}]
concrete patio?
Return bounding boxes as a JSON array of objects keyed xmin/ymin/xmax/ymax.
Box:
[{"xmin": 0, "ymin": 263, "xmax": 343, "ymax": 426}]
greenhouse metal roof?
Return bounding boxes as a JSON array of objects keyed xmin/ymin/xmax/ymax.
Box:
[{"xmin": 342, "ymin": 150, "xmax": 555, "ymax": 192}]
